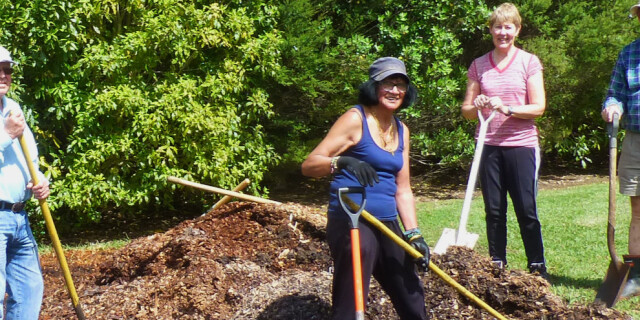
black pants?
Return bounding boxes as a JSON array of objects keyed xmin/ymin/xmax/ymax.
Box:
[
  {"xmin": 479, "ymin": 145, "xmax": 545, "ymax": 266},
  {"xmin": 326, "ymin": 217, "xmax": 427, "ymax": 320}
]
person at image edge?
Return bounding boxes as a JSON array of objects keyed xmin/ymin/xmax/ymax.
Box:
[
  {"xmin": 601, "ymin": 0, "xmax": 640, "ymax": 299},
  {"xmin": 0, "ymin": 45, "xmax": 48, "ymax": 319}
]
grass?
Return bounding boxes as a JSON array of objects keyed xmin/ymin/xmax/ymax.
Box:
[
  {"xmin": 417, "ymin": 180, "xmax": 640, "ymax": 318},
  {"xmin": 39, "ymin": 238, "xmax": 131, "ymax": 254}
]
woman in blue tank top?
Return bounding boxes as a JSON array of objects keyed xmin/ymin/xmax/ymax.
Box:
[{"xmin": 302, "ymin": 57, "xmax": 430, "ymax": 320}]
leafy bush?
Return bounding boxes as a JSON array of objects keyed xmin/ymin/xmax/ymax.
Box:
[
  {"xmin": 268, "ymin": 0, "xmax": 490, "ymax": 172},
  {"xmin": 1, "ymin": 1, "xmax": 282, "ymax": 225},
  {"xmin": 0, "ymin": 0, "xmax": 635, "ymax": 230},
  {"xmin": 518, "ymin": 0, "xmax": 634, "ymax": 167}
]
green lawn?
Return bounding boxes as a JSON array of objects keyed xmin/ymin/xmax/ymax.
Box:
[{"xmin": 417, "ymin": 181, "xmax": 640, "ymax": 318}]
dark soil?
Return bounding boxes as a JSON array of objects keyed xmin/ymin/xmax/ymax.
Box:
[{"xmin": 39, "ymin": 201, "xmax": 629, "ymax": 319}]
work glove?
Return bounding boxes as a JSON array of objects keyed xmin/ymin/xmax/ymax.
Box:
[
  {"xmin": 404, "ymin": 228, "xmax": 430, "ymax": 271},
  {"xmin": 336, "ymin": 156, "xmax": 379, "ymax": 187}
]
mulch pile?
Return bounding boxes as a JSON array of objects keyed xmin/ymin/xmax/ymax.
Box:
[{"xmin": 39, "ymin": 202, "xmax": 630, "ymax": 319}]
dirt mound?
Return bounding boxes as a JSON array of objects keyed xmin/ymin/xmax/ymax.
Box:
[{"xmin": 39, "ymin": 202, "xmax": 629, "ymax": 319}]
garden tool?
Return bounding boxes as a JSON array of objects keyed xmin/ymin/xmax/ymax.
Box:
[
  {"xmin": 205, "ymin": 178, "xmax": 251, "ymax": 215},
  {"xmin": 17, "ymin": 134, "xmax": 86, "ymax": 319},
  {"xmin": 595, "ymin": 113, "xmax": 631, "ymax": 308},
  {"xmin": 434, "ymin": 109, "xmax": 496, "ymax": 254},
  {"xmin": 339, "ymin": 196, "xmax": 510, "ymax": 320},
  {"xmin": 167, "ymin": 176, "xmax": 280, "ymax": 205},
  {"xmin": 337, "ymin": 187, "xmax": 367, "ymax": 320}
]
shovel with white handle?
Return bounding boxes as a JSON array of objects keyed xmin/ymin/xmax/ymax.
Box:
[{"xmin": 434, "ymin": 109, "xmax": 496, "ymax": 254}]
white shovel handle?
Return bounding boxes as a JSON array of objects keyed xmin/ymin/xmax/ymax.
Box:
[{"xmin": 456, "ymin": 109, "xmax": 496, "ymax": 242}]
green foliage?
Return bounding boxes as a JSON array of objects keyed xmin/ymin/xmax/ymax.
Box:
[
  {"xmin": 1, "ymin": 0, "xmax": 282, "ymax": 225},
  {"xmin": 372, "ymin": 0, "xmax": 490, "ymax": 168},
  {"xmin": 268, "ymin": 0, "xmax": 490, "ymax": 172},
  {"xmin": 0, "ymin": 0, "xmax": 637, "ymax": 228},
  {"xmin": 413, "ymin": 127, "xmax": 475, "ymax": 167},
  {"xmin": 517, "ymin": 0, "xmax": 637, "ymax": 166}
]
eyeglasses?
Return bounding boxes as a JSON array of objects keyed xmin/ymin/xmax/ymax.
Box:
[
  {"xmin": 0, "ymin": 67, "xmax": 13, "ymax": 76},
  {"xmin": 380, "ymin": 80, "xmax": 408, "ymax": 93}
]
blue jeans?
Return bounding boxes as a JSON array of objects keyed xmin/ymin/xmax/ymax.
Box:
[{"xmin": 0, "ymin": 209, "xmax": 43, "ymax": 320}]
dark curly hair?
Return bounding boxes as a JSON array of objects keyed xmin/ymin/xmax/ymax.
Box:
[{"xmin": 357, "ymin": 79, "xmax": 417, "ymax": 110}]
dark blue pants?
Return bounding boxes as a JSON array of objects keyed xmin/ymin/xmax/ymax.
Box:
[
  {"xmin": 326, "ymin": 217, "xmax": 427, "ymax": 320},
  {"xmin": 479, "ymin": 145, "xmax": 545, "ymax": 267}
]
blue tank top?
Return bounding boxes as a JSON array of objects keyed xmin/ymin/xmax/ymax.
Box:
[{"xmin": 328, "ymin": 105, "xmax": 405, "ymax": 221}]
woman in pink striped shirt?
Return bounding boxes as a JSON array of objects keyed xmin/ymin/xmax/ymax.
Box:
[{"xmin": 460, "ymin": 2, "xmax": 548, "ymax": 279}]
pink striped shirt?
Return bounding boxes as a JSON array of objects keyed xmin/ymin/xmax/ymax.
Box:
[{"xmin": 468, "ymin": 48, "xmax": 543, "ymax": 147}]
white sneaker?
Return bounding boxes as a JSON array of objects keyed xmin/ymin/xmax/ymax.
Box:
[{"xmin": 621, "ymin": 278, "xmax": 640, "ymax": 299}]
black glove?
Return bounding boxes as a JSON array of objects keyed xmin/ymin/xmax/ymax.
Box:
[
  {"xmin": 404, "ymin": 228, "xmax": 430, "ymax": 271},
  {"xmin": 336, "ymin": 156, "xmax": 379, "ymax": 187}
]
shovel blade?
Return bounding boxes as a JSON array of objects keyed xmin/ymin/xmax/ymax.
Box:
[
  {"xmin": 455, "ymin": 232, "xmax": 479, "ymax": 249},
  {"xmin": 594, "ymin": 261, "xmax": 631, "ymax": 307},
  {"xmin": 433, "ymin": 228, "xmax": 456, "ymax": 255},
  {"xmin": 433, "ymin": 228, "xmax": 479, "ymax": 254}
]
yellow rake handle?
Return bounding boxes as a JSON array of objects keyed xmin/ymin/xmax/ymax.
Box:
[
  {"xmin": 341, "ymin": 195, "xmax": 510, "ymax": 320},
  {"xmin": 18, "ymin": 135, "xmax": 86, "ymax": 320}
]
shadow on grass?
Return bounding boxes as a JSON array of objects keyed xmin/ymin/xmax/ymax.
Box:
[{"xmin": 549, "ymin": 273, "xmax": 603, "ymax": 291}]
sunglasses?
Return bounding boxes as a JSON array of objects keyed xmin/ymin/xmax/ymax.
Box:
[
  {"xmin": 380, "ymin": 80, "xmax": 408, "ymax": 93},
  {"xmin": 0, "ymin": 67, "xmax": 13, "ymax": 76}
]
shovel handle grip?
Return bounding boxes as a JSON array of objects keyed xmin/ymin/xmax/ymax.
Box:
[
  {"xmin": 338, "ymin": 187, "xmax": 367, "ymax": 229},
  {"xmin": 477, "ymin": 109, "xmax": 496, "ymax": 125}
]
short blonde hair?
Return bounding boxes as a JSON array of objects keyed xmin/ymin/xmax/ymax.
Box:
[{"xmin": 489, "ymin": 2, "xmax": 522, "ymax": 28}]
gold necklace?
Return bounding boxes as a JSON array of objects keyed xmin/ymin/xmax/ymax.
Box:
[{"xmin": 371, "ymin": 110, "xmax": 396, "ymax": 155}]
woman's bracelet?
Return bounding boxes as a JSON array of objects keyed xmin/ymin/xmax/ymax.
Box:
[
  {"xmin": 403, "ymin": 227, "xmax": 422, "ymax": 241},
  {"xmin": 330, "ymin": 156, "xmax": 340, "ymax": 174}
]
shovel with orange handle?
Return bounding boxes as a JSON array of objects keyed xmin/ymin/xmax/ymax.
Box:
[{"xmin": 337, "ymin": 186, "xmax": 367, "ymax": 320}]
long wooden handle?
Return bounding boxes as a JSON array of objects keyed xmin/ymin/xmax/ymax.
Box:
[
  {"xmin": 210, "ymin": 178, "xmax": 251, "ymax": 212},
  {"xmin": 607, "ymin": 114, "xmax": 620, "ymax": 265},
  {"xmin": 341, "ymin": 195, "xmax": 510, "ymax": 320},
  {"xmin": 17, "ymin": 136, "xmax": 85, "ymax": 320},
  {"xmin": 167, "ymin": 176, "xmax": 281, "ymax": 205}
]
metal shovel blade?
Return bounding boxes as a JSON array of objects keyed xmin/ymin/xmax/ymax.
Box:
[
  {"xmin": 595, "ymin": 261, "xmax": 630, "ymax": 307},
  {"xmin": 433, "ymin": 228, "xmax": 456, "ymax": 254},
  {"xmin": 433, "ymin": 228, "xmax": 479, "ymax": 255},
  {"xmin": 456, "ymin": 230, "xmax": 479, "ymax": 249}
]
